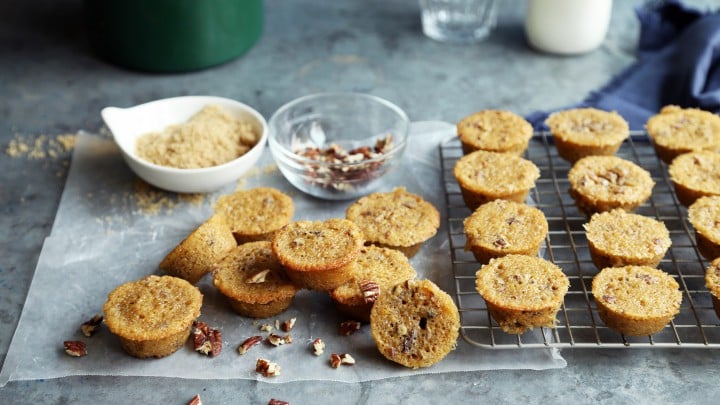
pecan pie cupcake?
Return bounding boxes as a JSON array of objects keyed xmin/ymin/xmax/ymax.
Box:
[
  {"xmin": 370, "ymin": 279, "xmax": 460, "ymax": 369},
  {"xmin": 704, "ymin": 257, "xmax": 720, "ymax": 319},
  {"xmin": 103, "ymin": 275, "xmax": 203, "ymax": 358},
  {"xmin": 545, "ymin": 107, "xmax": 629, "ymax": 163},
  {"xmin": 453, "ymin": 150, "xmax": 540, "ymax": 211},
  {"xmin": 668, "ymin": 151, "xmax": 720, "ymax": 207},
  {"xmin": 568, "ymin": 155, "xmax": 654, "ymax": 215},
  {"xmin": 584, "ymin": 209, "xmax": 671, "ymax": 269},
  {"xmin": 646, "ymin": 105, "xmax": 720, "ymax": 164},
  {"xmin": 463, "ymin": 199, "xmax": 548, "ymax": 264},
  {"xmin": 688, "ymin": 196, "xmax": 720, "ymax": 260},
  {"xmin": 215, "ymin": 187, "xmax": 294, "ymax": 244},
  {"xmin": 475, "ymin": 255, "xmax": 569, "ymax": 334},
  {"xmin": 457, "ymin": 109, "xmax": 534, "ymax": 155},
  {"xmin": 271, "ymin": 218, "xmax": 363, "ymax": 291},
  {"xmin": 592, "ymin": 266, "xmax": 682, "ymax": 336}
]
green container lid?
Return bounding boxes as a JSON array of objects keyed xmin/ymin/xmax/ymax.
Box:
[{"xmin": 84, "ymin": 0, "xmax": 263, "ymax": 72}]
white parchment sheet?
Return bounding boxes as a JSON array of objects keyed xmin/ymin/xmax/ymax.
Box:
[{"xmin": 0, "ymin": 121, "xmax": 565, "ymax": 387}]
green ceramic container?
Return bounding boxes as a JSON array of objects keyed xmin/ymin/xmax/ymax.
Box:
[{"xmin": 84, "ymin": 0, "xmax": 263, "ymax": 72}]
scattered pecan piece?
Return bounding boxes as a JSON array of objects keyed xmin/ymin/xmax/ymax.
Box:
[
  {"xmin": 339, "ymin": 320, "xmax": 361, "ymax": 336},
  {"xmin": 193, "ymin": 321, "xmax": 222, "ymax": 357},
  {"xmin": 330, "ymin": 353, "xmax": 355, "ymax": 368},
  {"xmin": 329, "ymin": 353, "xmax": 342, "ymax": 368},
  {"xmin": 187, "ymin": 394, "xmax": 202, "ymax": 405},
  {"xmin": 247, "ymin": 269, "xmax": 272, "ymax": 284},
  {"xmin": 311, "ymin": 338, "xmax": 325, "ymax": 356},
  {"xmin": 238, "ymin": 335, "xmax": 263, "ymax": 355},
  {"xmin": 63, "ymin": 340, "xmax": 87, "ymax": 357},
  {"xmin": 281, "ymin": 317, "xmax": 296, "ymax": 332},
  {"xmin": 493, "ymin": 237, "xmax": 508, "ymax": 248},
  {"xmin": 359, "ymin": 280, "xmax": 380, "ymax": 304},
  {"xmin": 80, "ymin": 314, "xmax": 103, "ymax": 337},
  {"xmin": 268, "ymin": 399, "xmax": 289, "ymax": 405},
  {"xmin": 266, "ymin": 333, "xmax": 293, "ymax": 346},
  {"xmin": 259, "ymin": 323, "xmax": 274, "ymax": 332},
  {"xmin": 256, "ymin": 358, "xmax": 281, "ymax": 377}
]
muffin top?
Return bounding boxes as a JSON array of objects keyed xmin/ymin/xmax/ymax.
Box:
[
  {"xmin": 668, "ymin": 151, "xmax": 720, "ymax": 195},
  {"xmin": 103, "ymin": 275, "xmax": 203, "ymax": 341},
  {"xmin": 545, "ymin": 108, "xmax": 629, "ymax": 146},
  {"xmin": 453, "ymin": 150, "xmax": 540, "ymax": 194},
  {"xmin": 345, "ymin": 187, "xmax": 439, "ymax": 248},
  {"xmin": 212, "ymin": 241, "xmax": 298, "ymax": 304},
  {"xmin": 215, "ymin": 187, "xmax": 294, "ymax": 238},
  {"xmin": 271, "ymin": 218, "xmax": 363, "ymax": 272},
  {"xmin": 568, "ymin": 155, "xmax": 655, "ymax": 203},
  {"xmin": 646, "ymin": 105, "xmax": 720, "ymax": 151},
  {"xmin": 592, "ymin": 266, "xmax": 681, "ymax": 319},
  {"xmin": 584, "ymin": 209, "xmax": 671, "ymax": 261},
  {"xmin": 475, "ymin": 255, "xmax": 569, "ymax": 311},
  {"xmin": 463, "ymin": 199, "xmax": 548, "ymax": 253},
  {"xmin": 457, "ymin": 110, "xmax": 533, "ymax": 153},
  {"xmin": 705, "ymin": 257, "xmax": 720, "ymax": 298},
  {"xmin": 689, "ymin": 195, "xmax": 720, "ymax": 243}
]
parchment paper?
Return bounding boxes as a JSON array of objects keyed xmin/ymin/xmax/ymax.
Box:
[{"xmin": 0, "ymin": 121, "xmax": 565, "ymax": 387}]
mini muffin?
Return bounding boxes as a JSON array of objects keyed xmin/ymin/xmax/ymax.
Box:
[
  {"xmin": 370, "ymin": 279, "xmax": 460, "ymax": 369},
  {"xmin": 668, "ymin": 151, "xmax": 720, "ymax": 207},
  {"xmin": 330, "ymin": 245, "xmax": 417, "ymax": 322},
  {"xmin": 215, "ymin": 187, "xmax": 294, "ymax": 244},
  {"xmin": 568, "ymin": 155, "xmax": 655, "ymax": 215},
  {"xmin": 646, "ymin": 105, "xmax": 720, "ymax": 164},
  {"xmin": 271, "ymin": 218, "xmax": 363, "ymax": 291},
  {"xmin": 103, "ymin": 275, "xmax": 203, "ymax": 358},
  {"xmin": 463, "ymin": 199, "xmax": 548, "ymax": 264},
  {"xmin": 475, "ymin": 255, "xmax": 569, "ymax": 334},
  {"xmin": 345, "ymin": 187, "xmax": 440, "ymax": 257},
  {"xmin": 592, "ymin": 266, "xmax": 682, "ymax": 336},
  {"xmin": 545, "ymin": 108, "xmax": 629, "ymax": 163},
  {"xmin": 457, "ymin": 110, "xmax": 534, "ymax": 155},
  {"xmin": 453, "ymin": 150, "xmax": 540, "ymax": 211},
  {"xmin": 584, "ymin": 209, "xmax": 671, "ymax": 269},
  {"xmin": 212, "ymin": 241, "xmax": 299, "ymax": 318},
  {"xmin": 704, "ymin": 257, "xmax": 720, "ymax": 319},
  {"xmin": 159, "ymin": 214, "xmax": 237, "ymax": 284},
  {"xmin": 688, "ymin": 196, "xmax": 720, "ymax": 260}
]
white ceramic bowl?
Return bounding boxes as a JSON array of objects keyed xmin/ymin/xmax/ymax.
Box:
[{"xmin": 102, "ymin": 96, "xmax": 268, "ymax": 193}]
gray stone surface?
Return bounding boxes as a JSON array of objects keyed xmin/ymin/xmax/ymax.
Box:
[{"xmin": 2, "ymin": 0, "xmax": 720, "ymax": 403}]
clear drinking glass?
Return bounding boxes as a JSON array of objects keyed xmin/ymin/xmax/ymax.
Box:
[{"xmin": 419, "ymin": 0, "xmax": 497, "ymax": 44}]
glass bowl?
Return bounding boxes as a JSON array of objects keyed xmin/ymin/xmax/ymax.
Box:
[{"xmin": 268, "ymin": 92, "xmax": 409, "ymax": 200}]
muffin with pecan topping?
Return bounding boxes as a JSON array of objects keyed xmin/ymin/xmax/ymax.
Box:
[
  {"xmin": 688, "ymin": 196, "xmax": 720, "ymax": 260},
  {"xmin": 457, "ymin": 109, "xmax": 534, "ymax": 155},
  {"xmin": 668, "ymin": 151, "xmax": 720, "ymax": 207},
  {"xmin": 646, "ymin": 105, "xmax": 720, "ymax": 164},
  {"xmin": 215, "ymin": 187, "xmax": 294, "ymax": 244},
  {"xmin": 545, "ymin": 107, "xmax": 629, "ymax": 163},
  {"xmin": 704, "ymin": 257, "xmax": 720, "ymax": 319}
]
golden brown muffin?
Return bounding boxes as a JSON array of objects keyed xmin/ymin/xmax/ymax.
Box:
[
  {"xmin": 215, "ymin": 187, "xmax": 294, "ymax": 244},
  {"xmin": 103, "ymin": 275, "xmax": 203, "ymax": 358},
  {"xmin": 592, "ymin": 266, "xmax": 682, "ymax": 336},
  {"xmin": 688, "ymin": 196, "xmax": 720, "ymax": 260},
  {"xmin": 568, "ymin": 155, "xmax": 655, "ymax": 215},
  {"xmin": 457, "ymin": 110, "xmax": 534, "ymax": 155},
  {"xmin": 646, "ymin": 105, "xmax": 720, "ymax": 164},
  {"xmin": 345, "ymin": 187, "xmax": 440, "ymax": 257},
  {"xmin": 159, "ymin": 214, "xmax": 237, "ymax": 284},
  {"xmin": 545, "ymin": 108, "xmax": 629, "ymax": 163},
  {"xmin": 584, "ymin": 209, "xmax": 671, "ymax": 269},
  {"xmin": 668, "ymin": 151, "xmax": 720, "ymax": 207},
  {"xmin": 475, "ymin": 255, "xmax": 569, "ymax": 334},
  {"xmin": 271, "ymin": 218, "xmax": 363, "ymax": 291},
  {"xmin": 453, "ymin": 150, "xmax": 540, "ymax": 211},
  {"xmin": 212, "ymin": 241, "xmax": 299, "ymax": 318},
  {"xmin": 463, "ymin": 199, "xmax": 548, "ymax": 264},
  {"xmin": 370, "ymin": 279, "xmax": 460, "ymax": 369},
  {"xmin": 704, "ymin": 257, "xmax": 720, "ymax": 319},
  {"xmin": 330, "ymin": 245, "xmax": 417, "ymax": 322}
]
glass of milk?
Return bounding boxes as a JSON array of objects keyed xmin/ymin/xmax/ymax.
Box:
[{"xmin": 525, "ymin": 0, "xmax": 613, "ymax": 54}]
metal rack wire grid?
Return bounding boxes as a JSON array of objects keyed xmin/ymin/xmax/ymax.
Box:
[{"xmin": 440, "ymin": 131, "xmax": 720, "ymax": 348}]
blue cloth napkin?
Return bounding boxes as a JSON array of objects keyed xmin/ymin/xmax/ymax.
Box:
[{"xmin": 527, "ymin": 0, "xmax": 720, "ymax": 130}]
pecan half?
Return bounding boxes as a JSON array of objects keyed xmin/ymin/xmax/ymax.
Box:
[
  {"xmin": 360, "ymin": 280, "xmax": 380, "ymax": 304},
  {"xmin": 339, "ymin": 320, "xmax": 361, "ymax": 336},
  {"xmin": 63, "ymin": 340, "xmax": 87, "ymax": 357},
  {"xmin": 266, "ymin": 333, "xmax": 293, "ymax": 346},
  {"xmin": 238, "ymin": 336, "xmax": 263, "ymax": 355},
  {"xmin": 80, "ymin": 314, "xmax": 103, "ymax": 337},
  {"xmin": 311, "ymin": 338, "xmax": 325, "ymax": 356},
  {"xmin": 193, "ymin": 321, "xmax": 222, "ymax": 357},
  {"xmin": 256, "ymin": 358, "xmax": 281, "ymax": 377},
  {"xmin": 187, "ymin": 394, "xmax": 202, "ymax": 405},
  {"xmin": 281, "ymin": 317, "xmax": 296, "ymax": 332}
]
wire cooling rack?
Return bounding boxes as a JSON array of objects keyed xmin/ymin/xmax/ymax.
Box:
[{"xmin": 440, "ymin": 131, "xmax": 720, "ymax": 348}]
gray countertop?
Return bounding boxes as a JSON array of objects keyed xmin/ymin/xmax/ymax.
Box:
[{"xmin": 2, "ymin": 0, "xmax": 719, "ymax": 403}]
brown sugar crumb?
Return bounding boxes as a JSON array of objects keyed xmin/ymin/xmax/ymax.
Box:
[
  {"xmin": 6, "ymin": 133, "xmax": 77, "ymax": 159},
  {"xmin": 133, "ymin": 179, "xmax": 207, "ymax": 215},
  {"xmin": 135, "ymin": 105, "xmax": 259, "ymax": 169}
]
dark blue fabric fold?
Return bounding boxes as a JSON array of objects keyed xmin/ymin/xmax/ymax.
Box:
[{"xmin": 527, "ymin": 0, "xmax": 720, "ymax": 130}]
